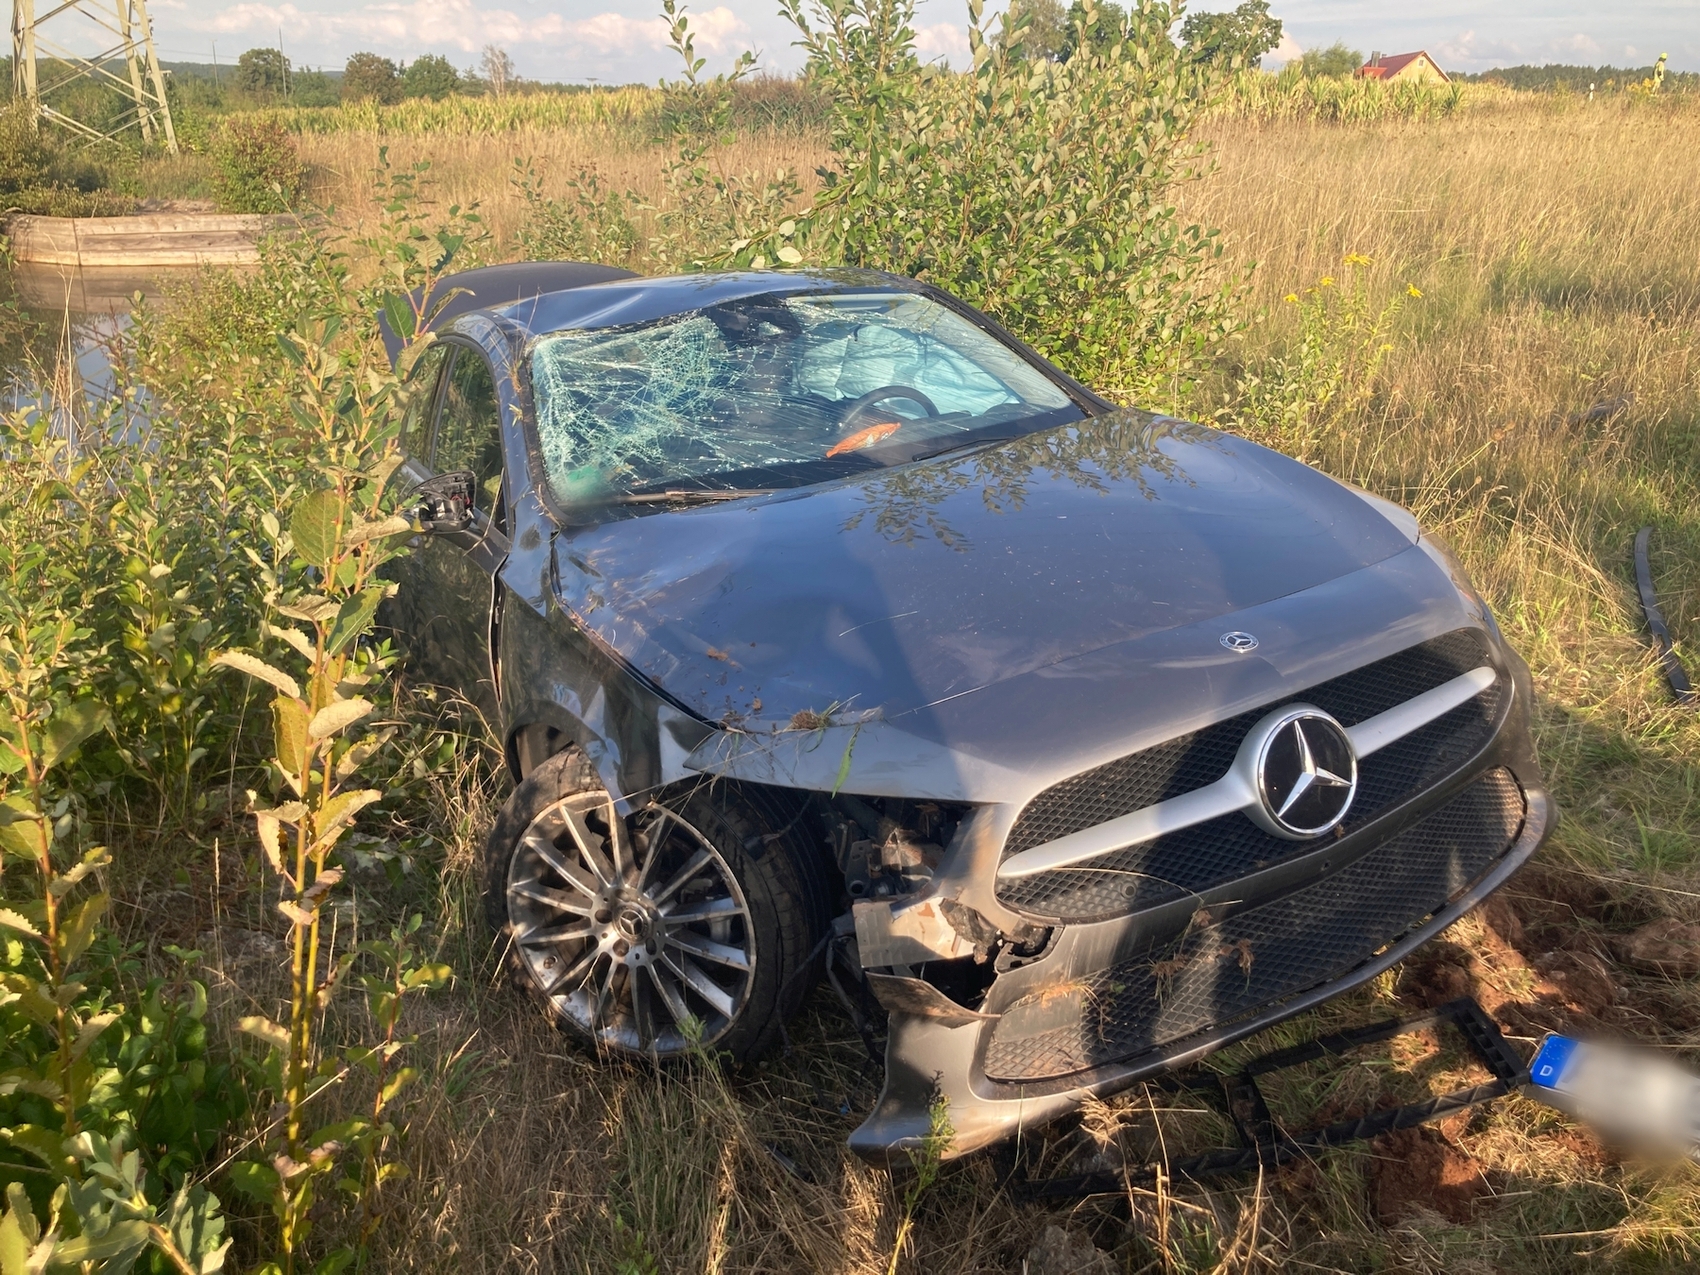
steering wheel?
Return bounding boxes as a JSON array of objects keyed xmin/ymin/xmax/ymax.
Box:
[{"xmin": 839, "ymin": 385, "xmax": 939, "ymax": 429}]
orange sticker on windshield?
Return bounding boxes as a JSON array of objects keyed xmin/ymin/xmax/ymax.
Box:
[{"xmin": 826, "ymin": 421, "xmax": 901, "ymax": 457}]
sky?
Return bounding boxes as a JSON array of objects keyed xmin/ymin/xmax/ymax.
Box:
[{"xmin": 96, "ymin": 0, "xmax": 1700, "ymax": 83}]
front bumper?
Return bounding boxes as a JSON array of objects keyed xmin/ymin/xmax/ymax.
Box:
[{"xmin": 848, "ymin": 638, "xmax": 1552, "ymax": 1163}]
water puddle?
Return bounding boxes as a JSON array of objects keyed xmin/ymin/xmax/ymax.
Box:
[{"xmin": 2, "ymin": 261, "xmax": 204, "ymax": 422}]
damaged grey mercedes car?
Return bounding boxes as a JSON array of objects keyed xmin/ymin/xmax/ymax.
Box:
[{"xmin": 381, "ymin": 261, "xmax": 1553, "ymax": 1162}]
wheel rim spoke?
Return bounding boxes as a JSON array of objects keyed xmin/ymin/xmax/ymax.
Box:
[
  {"xmin": 632, "ymin": 970, "xmax": 657, "ymax": 1049},
  {"xmin": 647, "ymin": 963, "xmax": 692, "ymax": 1029},
  {"xmin": 591, "ymin": 959, "xmax": 618, "ymax": 1027},
  {"xmin": 556, "ymin": 859, "xmax": 605, "ymax": 902},
  {"xmin": 511, "ymin": 880, "xmax": 595, "ymax": 917},
  {"xmin": 603, "ymin": 796, "xmax": 633, "ymax": 882},
  {"xmin": 650, "ymin": 848, "xmax": 713, "ymax": 908},
  {"xmin": 539, "ymin": 945, "xmax": 598, "ymax": 997},
  {"xmin": 665, "ymin": 928, "xmax": 751, "ymax": 971},
  {"xmin": 523, "ymin": 828, "xmax": 582, "ymax": 887},
  {"xmin": 561, "ymin": 804, "xmax": 617, "ymax": 886},
  {"xmin": 660, "ymin": 894, "xmax": 744, "ymax": 924},
  {"xmin": 634, "ymin": 807, "xmax": 681, "ymax": 891},
  {"xmin": 669, "ymin": 953, "xmax": 736, "ymax": 1018},
  {"xmin": 517, "ymin": 920, "xmax": 594, "ymax": 946}
]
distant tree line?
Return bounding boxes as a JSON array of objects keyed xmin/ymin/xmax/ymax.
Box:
[
  {"xmin": 164, "ymin": 43, "xmax": 544, "ymax": 108},
  {"xmin": 1458, "ymin": 62, "xmax": 1697, "ymax": 92},
  {"xmin": 113, "ymin": 31, "xmax": 1700, "ymax": 127}
]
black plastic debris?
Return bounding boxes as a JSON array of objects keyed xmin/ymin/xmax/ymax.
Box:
[
  {"xmin": 1009, "ymin": 997, "xmax": 1527, "ymax": 1197},
  {"xmin": 1634, "ymin": 526, "xmax": 1695, "ymax": 706}
]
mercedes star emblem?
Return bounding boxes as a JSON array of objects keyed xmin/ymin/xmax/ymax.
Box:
[
  {"xmin": 1220, "ymin": 631, "xmax": 1259, "ymax": 653},
  {"xmin": 1250, "ymin": 708, "xmax": 1358, "ymax": 838}
]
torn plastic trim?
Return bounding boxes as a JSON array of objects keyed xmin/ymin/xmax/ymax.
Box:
[
  {"xmin": 997, "ymin": 665, "xmax": 1498, "ymax": 880},
  {"xmin": 865, "ymin": 972, "xmax": 995, "ymax": 1027}
]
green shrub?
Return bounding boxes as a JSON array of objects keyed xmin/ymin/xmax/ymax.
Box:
[
  {"xmin": 343, "ymin": 51, "xmax": 402, "ymax": 104},
  {"xmin": 0, "ymin": 101, "xmax": 52, "ymax": 193},
  {"xmin": 778, "ymin": 0, "xmax": 1242, "ymax": 404},
  {"xmin": 1, "ymin": 186, "xmax": 133, "ymax": 216},
  {"xmin": 210, "ymin": 117, "xmax": 304, "ymax": 213},
  {"xmin": 0, "ymin": 102, "xmax": 138, "ymax": 215},
  {"xmin": 402, "ymin": 53, "xmax": 460, "ymax": 101},
  {"xmin": 513, "ymin": 158, "xmax": 639, "ymax": 266},
  {"xmin": 0, "ymin": 156, "xmax": 479, "ymax": 1272}
]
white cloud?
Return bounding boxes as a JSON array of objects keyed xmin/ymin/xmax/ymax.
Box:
[
  {"xmin": 1557, "ymin": 32, "xmax": 1605, "ymax": 59},
  {"xmin": 913, "ymin": 21, "xmax": 968, "ymax": 66},
  {"xmin": 1434, "ymin": 29, "xmax": 1521, "ymax": 68},
  {"xmin": 1262, "ymin": 32, "xmax": 1302, "ymax": 69},
  {"xmin": 189, "ymin": 1, "xmax": 747, "ymax": 60}
]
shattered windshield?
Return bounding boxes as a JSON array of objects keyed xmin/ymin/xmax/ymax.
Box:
[{"xmin": 528, "ymin": 289, "xmax": 1083, "ymax": 504}]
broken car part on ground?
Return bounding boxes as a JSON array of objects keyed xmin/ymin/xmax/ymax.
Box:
[{"xmin": 379, "ymin": 263, "xmax": 1553, "ymax": 1162}]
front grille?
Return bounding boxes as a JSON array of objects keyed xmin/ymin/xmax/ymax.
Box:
[
  {"xmin": 983, "ymin": 769, "xmax": 1526, "ymax": 1084},
  {"xmin": 996, "ymin": 629, "xmax": 1499, "ymax": 921}
]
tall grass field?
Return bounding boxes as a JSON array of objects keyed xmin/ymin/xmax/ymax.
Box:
[
  {"xmin": 285, "ymin": 95, "xmax": 1700, "ymax": 1273},
  {"xmin": 3, "ymin": 31, "xmax": 1699, "ymax": 1275}
]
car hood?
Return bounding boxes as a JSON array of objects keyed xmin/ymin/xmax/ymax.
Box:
[{"xmin": 549, "ymin": 410, "xmax": 1417, "ymax": 733}]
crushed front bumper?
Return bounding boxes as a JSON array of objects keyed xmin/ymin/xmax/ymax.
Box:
[
  {"xmin": 851, "ymin": 778, "xmax": 1549, "ymax": 1162},
  {"xmin": 847, "ymin": 642, "xmax": 1553, "ymax": 1163}
]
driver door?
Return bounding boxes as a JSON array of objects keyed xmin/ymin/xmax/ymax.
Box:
[{"xmin": 397, "ymin": 342, "xmax": 510, "ymax": 723}]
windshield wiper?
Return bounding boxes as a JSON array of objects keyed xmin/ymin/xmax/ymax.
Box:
[
  {"xmin": 910, "ymin": 432, "xmax": 1022, "ymax": 462},
  {"xmin": 611, "ymin": 487, "xmax": 774, "ymax": 506}
]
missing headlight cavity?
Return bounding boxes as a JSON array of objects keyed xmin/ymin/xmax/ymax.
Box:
[
  {"xmin": 823, "ymin": 794, "xmax": 961, "ymax": 901},
  {"xmin": 818, "ymin": 794, "xmax": 1045, "ymax": 1017}
]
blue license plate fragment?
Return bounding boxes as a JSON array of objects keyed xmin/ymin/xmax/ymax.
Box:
[
  {"xmin": 1527, "ymin": 1033, "xmax": 1580, "ymax": 1091},
  {"xmin": 1523, "ymin": 1033, "xmax": 1700, "ymax": 1160}
]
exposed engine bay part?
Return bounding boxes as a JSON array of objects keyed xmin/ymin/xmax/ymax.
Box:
[
  {"xmin": 823, "ymin": 794, "xmax": 1045, "ymax": 974},
  {"xmin": 853, "ymin": 897, "xmax": 977, "ymax": 966},
  {"xmin": 825, "ymin": 795, "xmax": 953, "ymax": 900}
]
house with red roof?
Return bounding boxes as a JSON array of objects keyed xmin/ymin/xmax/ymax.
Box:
[{"xmin": 1356, "ymin": 51, "xmax": 1450, "ymax": 84}]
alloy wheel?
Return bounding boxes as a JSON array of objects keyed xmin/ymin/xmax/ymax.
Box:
[{"xmin": 505, "ymin": 790, "xmax": 755, "ymax": 1053}]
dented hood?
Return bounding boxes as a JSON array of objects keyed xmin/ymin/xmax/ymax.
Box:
[{"xmin": 550, "ymin": 412, "xmax": 1415, "ymax": 732}]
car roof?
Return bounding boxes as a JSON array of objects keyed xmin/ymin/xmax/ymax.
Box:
[
  {"xmin": 491, "ymin": 267, "xmax": 923, "ymax": 341},
  {"xmin": 380, "ymin": 260, "xmax": 639, "ymax": 364}
]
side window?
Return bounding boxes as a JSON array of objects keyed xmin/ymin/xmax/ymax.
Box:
[
  {"xmin": 397, "ymin": 342, "xmax": 450, "ymax": 458},
  {"xmin": 433, "ymin": 348, "xmax": 506, "ymax": 527}
]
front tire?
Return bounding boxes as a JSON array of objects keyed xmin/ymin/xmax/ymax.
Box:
[{"xmin": 483, "ymin": 750, "xmax": 828, "ymax": 1062}]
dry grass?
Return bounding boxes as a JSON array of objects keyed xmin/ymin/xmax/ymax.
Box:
[
  {"xmin": 297, "ymin": 128, "xmax": 826, "ymax": 254},
  {"xmin": 1184, "ymin": 101, "xmax": 1700, "ymax": 883},
  {"xmin": 156, "ymin": 96, "xmax": 1700, "ymax": 1272}
]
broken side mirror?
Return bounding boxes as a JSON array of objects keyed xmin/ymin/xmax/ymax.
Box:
[{"xmin": 411, "ymin": 470, "xmax": 476, "ymax": 533}]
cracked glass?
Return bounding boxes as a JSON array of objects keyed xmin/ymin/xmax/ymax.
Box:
[{"xmin": 528, "ymin": 289, "xmax": 1082, "ymax": 504}]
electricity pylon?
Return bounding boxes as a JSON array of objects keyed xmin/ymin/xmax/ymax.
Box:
[{"xmin": 11, "ymin": 0, "xmax": 178, "ymax": 152}]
